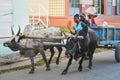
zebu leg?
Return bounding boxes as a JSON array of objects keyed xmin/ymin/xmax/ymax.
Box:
[
  {"xmin": 39, "ymin": 49, "xmax": 50, "ymax": 71},
  {"xmin": 62, "ymin": 55, "xmax": 73, "ymax": 75},
  {"xmin": 48, "ymin": 47, "xmax": 55, "ymax": 65},
  {"xmin": 78, "ymin": 53, "xmax": 85, "ymax": 72},
  {"xmin": 29, "ymin": 57, "xmax": 35, "ymax": 74},
  {"xmin": 56, "ymin": 47, "xmax": 62, "ymax": 65},
  {"xmin": 88, "ymin": 47, "xmax": 95, "ymax": 69}
]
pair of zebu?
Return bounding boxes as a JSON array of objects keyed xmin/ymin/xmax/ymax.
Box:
[{"xmin": 3, "ymin": 25, "xmax": 98, "ymax": 75}]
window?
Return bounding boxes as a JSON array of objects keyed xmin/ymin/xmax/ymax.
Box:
[
  {"xmin": 69, "ymin": 0, "xmax": 80, "ymax": 16},
  {"xmin": 107, "ymin": 0, "xmax": 112, "ymax": 15},
  {"xmin": 117, "ymin": 0, "xmax": 120, "ymax": 15},
  {"xmin": 94, "ymin": 0, "xmax": 104, "ymax": 14},
  {"xmin": 49, "ymin": 0, "xmax": 65, "ymax": 16}
]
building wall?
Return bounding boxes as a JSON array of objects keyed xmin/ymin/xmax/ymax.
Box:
[
  {"xmin": 29, "ymin": 0, "xmax": 68, "ymax": 27},
  {"xmin": 29, "ymin": 0, "xmax": 49, "ymax": 16},
  {"xmin": 0, "ymin": 0, "xmax": 29, "ymax": 57},
  {"xmin": 79, "ymin": 0, "xmax": 120, "ymax": 27},
  {"xmin": 29, "ymin": 0, "xmax": 120, "ymax": 27},
  {"xmin": 48, "ymin": 0, "xmax": 68, "ymax": 27},
  {"xmin": 92, "ymin": 0, "xmax": 120, "ymax": 26},
  {"xmin": 13, "ymin": 0, "xmax": 29, "ymax": 32},
  {"xmin": 0, "ymin": 0, "xmax": 13, "ymax": 37}
]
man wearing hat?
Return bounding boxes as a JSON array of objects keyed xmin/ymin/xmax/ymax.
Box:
[
  {"xmin": 79, "ymin": 13, "xmax": 90, "ymax": 37},
  {"xmin": 79, "ymin": 13, "xmax": 91, "ymax": 59},
  {"xmin": 86, "ymin": 5, "xmax": 98, "ymax": 26}
]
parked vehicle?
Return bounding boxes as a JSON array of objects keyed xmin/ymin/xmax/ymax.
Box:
[{"xmin": 91, "ymin": 26, "xmax": 120, "ymax": 62}]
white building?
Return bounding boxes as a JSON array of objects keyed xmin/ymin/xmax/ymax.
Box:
[
  {"xmin": 0, "ymin": 0, "xmax": 29, "ymax": 37},
  {"xmin": 0, "ymin": 0, "xmax": 29, "ymax": 56}
]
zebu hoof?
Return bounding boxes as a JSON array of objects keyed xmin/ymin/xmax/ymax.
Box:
[
  {"xmin": 88, "ymin": 66, "xmax": 92, "ymax": 69},
  {"xmin": 61, "ymin": 71, "xmax": 67, "ymax": 75},
  {"xmin": 46, "ymin": 67, "xmax": 50, "ymax": 71},
  {"xmin": 84, "ymin": 57, "xmax": 89, "ymax": 60},
  {"xmin": 78, "ymin": 66, "xmax": 82, "ymax": 72},
  {"xmin": 29, "ymin": 70, "xmax": 34, "ymax": 74},
  {"xmin": 56, "ymin": 60, "xmax": 59, "ymax": 65}
]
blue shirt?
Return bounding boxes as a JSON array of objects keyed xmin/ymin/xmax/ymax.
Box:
[{"xmin": 73, "ymin": 21, "xmax": 83, "ymax": 32}]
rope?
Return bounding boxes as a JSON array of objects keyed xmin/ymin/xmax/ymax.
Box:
[
  {"xmin": 0, "ymin": 12, "xmax": 13, "ymax": 16},
  {"xmin": 0, "ymin": 37, "xmax": 11, "ymax": 39}
]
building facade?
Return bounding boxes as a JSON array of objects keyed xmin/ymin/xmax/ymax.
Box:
[
  {"xmin": 29, "ymin": 0, "xmax": 120, "ymax": 27},
  {"xmin": 0, "ymin": 0, "xmax": 29, "ymax": 56},
  {"xmin": 0, "ymin": 0, "xmax": 29, "ymax": 37}
]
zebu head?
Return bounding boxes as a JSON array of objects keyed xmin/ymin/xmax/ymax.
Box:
[
  {"xmin": 3, "ymin": 26, "xmax": 22, "ymax": 51},
  {"xmin": 65, "ymin": 36, "xmax": 78, "ymax": 56}
]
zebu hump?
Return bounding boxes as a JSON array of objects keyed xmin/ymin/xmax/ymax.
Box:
[
  {"xmin": 31, "ymin": 27, "xmax": 61, "ymax": 36},
  {"xmin": 88, "ymin": 28, "xmax": 98, "ymax": 43},
  {"xmin": 23, "ymin": 25, "xmax": 62, "ymax": 36},
  {"xmin": 20, "ymin": 25, "xmax": 62, "ymax": 47}
]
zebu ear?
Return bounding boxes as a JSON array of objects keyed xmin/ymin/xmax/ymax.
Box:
[
  {"xmin": 11, "ymin": 37, "xmax": 15, "ymax": 43},
  {"xmin": 11, "ymin": 26, "xmax": 14, "ymax": 35},
  {"xmin": 17, "ymin": 25, "xmax": 21, "ymax": 36}
]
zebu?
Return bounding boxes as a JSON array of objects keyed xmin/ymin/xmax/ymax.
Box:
[
  {"xmin": 62, "ymin": 28, "xmax": 98, "ymax": 75},
  {"xmin": 3, "ymin": 25, "xmax": 64, "ymax": 73}
]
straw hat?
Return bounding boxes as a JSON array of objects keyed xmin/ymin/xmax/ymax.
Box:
[{"xmin": 86, "ymin": 6, "xmax": 97, "ymax": 15}]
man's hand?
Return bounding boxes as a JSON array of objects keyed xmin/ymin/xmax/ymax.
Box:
[{"xmin": 81, "ymin": 22, "xmax": 87, "ymax": 27}]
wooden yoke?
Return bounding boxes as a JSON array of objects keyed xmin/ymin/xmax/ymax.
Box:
[{"xmin": 23, "ymin": 35, "xmax": 67, "ymax": 40}]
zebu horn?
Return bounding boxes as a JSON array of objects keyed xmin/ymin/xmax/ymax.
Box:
[
  {"xmin": 77, "ymin": 36, "xmax": 84, "ymax": 39},
  {"xmin": 73, "ymin": 31, "xmax": 84, "ymax": 39},
  {"xmin": 17, "ymin": 25, "xmax": 21, "ymax": 36},
  {"xmin": 62, "ymin": 32, "xmax": 67, "ymax": 38},
  {"xmin": 11, "ymin": 26, "xmax": 14, "ymax": 35},
  {"xmin": 73, "ymin": 31, "xmax": 83, "ymax": 39},
  {"xmin": 67, "ymin": 25, "xmax": 72, "ymax": 33}
]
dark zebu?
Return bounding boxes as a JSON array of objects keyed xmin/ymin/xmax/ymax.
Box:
[
  {"xmin": 3, "ymin": 25, "xmax": 64, "ymax": 73},
  {"xmin": 62, "ymin": 28, "xmax": 98, "ymax": 75}
]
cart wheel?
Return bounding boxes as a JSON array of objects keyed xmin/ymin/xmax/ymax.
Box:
[{"xmin": 115, "ymin": 44, "xmax": 120, "ymax": 62}]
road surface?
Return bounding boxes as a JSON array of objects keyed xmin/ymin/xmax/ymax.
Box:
[{"xmin": 0, "ymin": 50, "xmax": 120, "ymax": 80}]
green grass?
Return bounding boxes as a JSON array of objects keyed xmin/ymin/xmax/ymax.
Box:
[
  {"xmin": 0, "ymin": 65, "xmax": 31, "ymax": 74},
  {"xmin": 0, "ymin": 62, "xmax": 15, "ymax": 66},
  {"xmin": 0, "ymin": 59, "xmax": 45, "ymax": 74},
  {"xmin": 60, "ymin": 27, "xmax": 71, "ymax": 33},
  {"xmin": 95, "ymin": 48, "xmax": 110, "ymax": 53}
]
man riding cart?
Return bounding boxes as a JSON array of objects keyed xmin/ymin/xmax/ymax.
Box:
[{"xmin": 69, "ymin": 13, "xmax": 90, "ymax": 60}]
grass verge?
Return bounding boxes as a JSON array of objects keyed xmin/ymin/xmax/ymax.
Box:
[
  {"xmin": 95, "ymin": 48, "xmax": 111, "ymax": 53},
  {"xmin": 0, "ymin": 57, "xmax": 61, "ymax": 74}
]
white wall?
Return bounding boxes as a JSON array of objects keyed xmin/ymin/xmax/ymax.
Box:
[
  {"xmin": 12, "ymin": 0, "xmax": 29, "ymax": 33},
  {"xmin": 0, "ymin": 0, "xmax": 29, "ymax": 56},
  {"xmin": 0, "ymin": 0, "xmax": 13, "ymax": 37}
]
